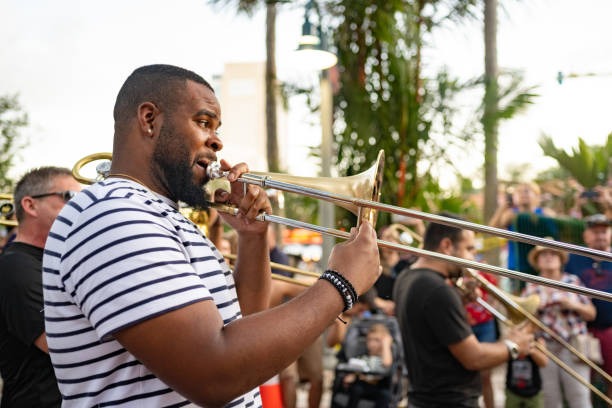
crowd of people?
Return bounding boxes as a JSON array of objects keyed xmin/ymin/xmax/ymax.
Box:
[{"xmin": 0, "ymin": 63, "xmax": 610, "ymax": 408}]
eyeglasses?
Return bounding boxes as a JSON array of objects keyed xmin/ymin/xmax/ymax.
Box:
[{"xmin": 30, "ymin": 190, "xmax": 78, "ymax": 202}]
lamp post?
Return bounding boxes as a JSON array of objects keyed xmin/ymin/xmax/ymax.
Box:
[{"xmin": 295, "ymin": 0, "xmax": 337, "ymax": 267}]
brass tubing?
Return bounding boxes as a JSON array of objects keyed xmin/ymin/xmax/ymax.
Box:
[
  {"xmin": 223, "ymin": 253, "xmax": 320, "ymax": 280},
  {"xmin": 270, "ymin": 274, "xmax": 311, "ymax": 287},
  {"xmin": 211, "ymin": 205, "xmax": 612, "ymax": 303},
  {"xmin": 233, "ymin": 173, "xmax": 612, "ymax": 263}
]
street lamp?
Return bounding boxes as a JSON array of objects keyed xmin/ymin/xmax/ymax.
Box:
[
  {"xmin": 295, "ymin": 0, "xmax": 337, "ymax": 268},
  {"xmin": 295, "ymin": 1, "xmax": 337, "ymax": 70}
]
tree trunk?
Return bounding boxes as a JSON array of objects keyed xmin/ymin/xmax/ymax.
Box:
[
  {"xmin": 265, "ymin": 2, "xmax": 279, "ymax": 173},
  {"xmin": 265, "ymin": 2, "xmax": 284, "ymax": 246},
  {"xmin": 483, "ymin": 0, "xmax": 500, "ymax": 263},
  {"xmin": 483, "ymin": 0, "xmax": 498, "ymax": 224}
]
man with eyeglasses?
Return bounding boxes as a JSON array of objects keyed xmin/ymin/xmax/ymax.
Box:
[
  {"xmin": 565, "ymin": 213, "xmax": 612, "ymax": 404},
  {"xmin": 0, "ymin": 166, "xmax": 80, "ymax": 407}
]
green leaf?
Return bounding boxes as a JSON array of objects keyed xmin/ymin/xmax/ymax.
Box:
[{"xmin": 538, "ymin": 134, "xmax": 611, "ymax": 188}]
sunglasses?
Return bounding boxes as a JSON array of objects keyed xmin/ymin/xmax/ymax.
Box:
[{"xmin": 30, "ymin": 190, "xmax": 78, "ymax": 202}]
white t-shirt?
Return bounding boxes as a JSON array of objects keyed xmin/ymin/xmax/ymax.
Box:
[{"xmin": 43, "ymin": 178, "xmax": 261, "ymax": 407}]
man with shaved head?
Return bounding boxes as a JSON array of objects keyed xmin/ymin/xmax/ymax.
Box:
[{"xmin": 43, "ymin": 64, "xmax": 381, "ymax": 407}]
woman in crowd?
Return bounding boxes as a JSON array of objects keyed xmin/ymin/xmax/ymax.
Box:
[{"xmin": 522, "ymin": 242, "xmax": 596, "ymax": 408}]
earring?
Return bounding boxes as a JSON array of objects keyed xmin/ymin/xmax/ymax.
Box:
[{"xmin": 148, "ymin": 128, "xmax": 153, "ymax": 134}]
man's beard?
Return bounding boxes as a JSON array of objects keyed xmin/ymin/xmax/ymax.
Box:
[
  {"xmin": 447, "ymin": 266, "xmax": 464, "ymax": 280},
  {"xmin": 152, "ymin": 124, "xmax": 209, "ymax": 209},
  {"xmin": 447, "ymin": 247, "xmax": 465, "ymax": 280}
]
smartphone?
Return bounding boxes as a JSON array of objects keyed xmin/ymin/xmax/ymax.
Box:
[
  {"xmin": 506, "ymin": 192, "xmax": 514, "ymax": 207},
  {"xmin": 580, "ymin": 190, "xmax": 600, "ymax": 199}
]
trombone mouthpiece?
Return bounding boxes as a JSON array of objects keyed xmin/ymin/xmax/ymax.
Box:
[{"xmin": 207, "ymin": 162, "xmax": 228, "ymax": 179}]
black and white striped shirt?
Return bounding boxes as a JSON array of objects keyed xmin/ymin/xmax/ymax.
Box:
[{"xmin": 43, "ymin": 178, "xmax": 261, "ymax": 407}]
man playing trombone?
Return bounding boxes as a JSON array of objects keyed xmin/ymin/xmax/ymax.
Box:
[
  {"xmin": 394, "ymin": 212, "xmax": 534, "ymax": 408},
  {"xmin": 42, "ymin": 64, "xmax": 382, "ymax": 407}
]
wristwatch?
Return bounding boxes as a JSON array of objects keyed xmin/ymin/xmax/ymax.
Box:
[{"xmin": 504, "ymin": 339, "xmax": 520, "ymax": 360}]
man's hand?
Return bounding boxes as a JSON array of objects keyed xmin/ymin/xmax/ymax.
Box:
[
  {"xmin": 327, "ymin": 221, "xmax": 381, "ymax": 296},
  {"xmin": 455, "ymin": 276, "xmax": 482, "ymax": 304},
  {"xmin": 214, "ymin": 159, "xmax": 272, "ymax": 234},
  {"xmin": 505, "ymin": 323, "xmax": 535, "ymax": 358}
]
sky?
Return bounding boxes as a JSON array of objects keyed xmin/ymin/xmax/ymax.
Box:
[{"xmin": 2, "ymin": 0, "xmax": 612, "ymax": 186}]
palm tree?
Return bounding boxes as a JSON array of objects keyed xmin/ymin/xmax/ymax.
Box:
[
  {"xmin": 539, "ymin": 133, "xmax": 612, "ymax": 216},
  {"xmin": 539, "ymin": 134, "xmax": 612, "ymax": 190}
]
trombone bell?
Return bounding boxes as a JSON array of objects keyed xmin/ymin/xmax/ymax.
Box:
[
  {"xmin": 248, "ymin": 150, "xmax": 385, "ymax": 225},
  {"xmin": 0, "ymin": 194, "xmax": 17, "ymax": 227},
  {"xmin": 503, "ymin": 293, "xmax": 541, "ymax": 325},
  {"xmin": 72, "ymin": 152, "xmax": 112, "ymax": 184}
]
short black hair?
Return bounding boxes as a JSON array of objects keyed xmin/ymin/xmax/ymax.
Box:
[
  {"xmin": 14, "ymin": 166, "xmax": 73, "ymax": 222},
  {"xmin": 113, "ymin": 64, "xmax": 214, "ymax": 133},
  {"xmin": 422, "ymin": 211, "xmax": 466, "ymax": 251}
]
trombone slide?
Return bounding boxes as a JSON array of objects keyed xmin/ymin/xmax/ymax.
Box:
[{"xmin": 473, "ymin": 294, "xmax": 612, "ymax": 406}]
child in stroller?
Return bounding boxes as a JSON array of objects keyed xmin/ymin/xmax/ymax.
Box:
[{"xmin": 330, "ymin": 315, "xmax": 405, "ymax": 408}]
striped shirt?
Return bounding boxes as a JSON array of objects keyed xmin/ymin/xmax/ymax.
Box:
[{"xmin": 43, "ymin": 178, "xmax": 261, "ymax": 407}]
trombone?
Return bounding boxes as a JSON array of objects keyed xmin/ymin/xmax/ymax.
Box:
[
  {"xmin": 224, "ymin": 253, "xmax": 319, "ymax": 288},
  {"xmin": 0, "ymin": 194, "xmax": 17, "ymax": 227},
  {"xmin": 460, "ymin": 269, "xmax": 612, "ymax": 406},
  {"xmin": 71, "ymin": 151, "xmax": 612, "ymax": 302}
]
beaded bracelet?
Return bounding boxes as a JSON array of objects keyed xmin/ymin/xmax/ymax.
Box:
[
  {"xmin": 328, "ymin": 269, "xmax": 358, "ymax": 303},
  {"xmin": 319, "ymin": 269, "xmax": 358, "ymax": 314}
]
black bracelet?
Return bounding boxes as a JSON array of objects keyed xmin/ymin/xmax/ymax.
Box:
[
  {"xmin": 319, "ymin": 269, "xmax": 358, "ymax": 313},
  {"xmin": 327, "ymin": 269, "xmax": 358, "ymax": 302}
]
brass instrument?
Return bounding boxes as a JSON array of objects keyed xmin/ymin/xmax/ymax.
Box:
[
  {"xmin": 71, "ymin": 151, "xmax": 612, "ymax": 302},
  {"xmin": 462, "ymin": 269, "xmax": 612, "ymax": 405},
  {"xmin": 179, "ymin": 207, "xmax": 210, "ymax": 235},
  {"xmin": 386, "ymin": 222, "xmax": 422, "ymax": 246},
  {"xmin": 0, "ymin": 194, "xmax": 17, "ymax": 227},
  {"xmin": 223, "ymin": 254, "xmax": 318, "ymax": 288},
  {"xmin": 72, "ymin": 152, "xmax": 112, "ymax": 184}
]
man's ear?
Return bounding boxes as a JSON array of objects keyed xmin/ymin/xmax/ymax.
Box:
[
  {"xmin": 137, "ymin": 102, "xmax": 159, "ymax": 137},
  {"xmin": 20, "ymin": 196, "xmax": 37, "ymax": 218},
  {"xmin": 439, "ymin": 237, "xmax": 454, "ymax": 255}
]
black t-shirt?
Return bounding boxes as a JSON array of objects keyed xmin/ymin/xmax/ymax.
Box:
[
  {"xmin": 393, "ymin": 268, "xmax": 481, "ymax": 407},
  {"xmin": 374, "ymin": 273, "xmax": 395, "ymax": 300},
  {"xmin": 506, "ymin": 355, "xmax": 541, "ymax": 397},
  {"xmin": 0, "ymin": 241, "xmax": 61, "ymax": 407},
  {"xmin": 375, "ymin": 258, "xmax": 415, "ymax": 300}
]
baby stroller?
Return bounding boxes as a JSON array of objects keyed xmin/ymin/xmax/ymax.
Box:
[{"xmin": 330, "ymin": 314, "xmax": 405, "ymax": 408}]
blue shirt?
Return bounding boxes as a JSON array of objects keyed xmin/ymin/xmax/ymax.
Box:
[{"xmin": 565, "ymin": 253, "xmax": 612, "ymax": 328}]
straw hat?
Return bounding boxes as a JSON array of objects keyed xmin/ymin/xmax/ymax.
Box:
[{"xmin": 527, "ymin": 237, "xmax": 569, "ymax": 269}]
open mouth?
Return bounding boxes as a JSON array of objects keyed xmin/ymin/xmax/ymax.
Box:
[
  {"xmin": 195, "ymin": 159, "xmax": 211, "ymax": 184},
  {"xmin": 196, "ymin": 159, "xmax": 208, "ymax": 172}
]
